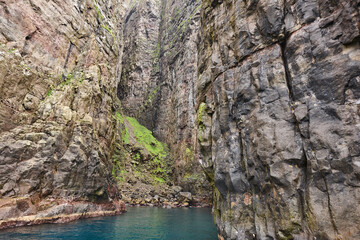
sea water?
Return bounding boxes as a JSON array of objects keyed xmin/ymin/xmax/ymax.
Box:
[{"xmin": 0, "ymin": 207, "xmax": 218, "ymax": 240}]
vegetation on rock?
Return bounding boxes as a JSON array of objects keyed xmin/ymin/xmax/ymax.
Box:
[{"xmin": 112, "ymin": 112, "xmax": 171, "ymax": 185}]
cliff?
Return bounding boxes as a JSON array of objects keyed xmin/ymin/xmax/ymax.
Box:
[
  {"xmin": 197, "ymin": 0, "xmax": 360, "ymax": 239},
  {"xmin": 1, "ymin": 0, "xmax": 360, "ymax": 239},
  {"xmin": 0, "ymin": 0, "xmax": 127, "ymax": 228}
]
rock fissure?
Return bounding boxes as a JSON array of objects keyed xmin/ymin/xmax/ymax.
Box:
[
  {"xmin": 63, "ymin": 42, "xmax": 74, "ymax": 70},
  {"xmin": 322, "ymin": 174, "xmax": 340, "ymax": 237},
  {"xmin": 1, "ymin": 0, "xmax": 360, "ymax": 238},
  {"xmin": 280, "ymin": 38, "xmax": 293, "ymax": 101}
]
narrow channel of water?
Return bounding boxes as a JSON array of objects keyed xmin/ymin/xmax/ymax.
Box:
[{"xmin": 0, "ymin": 207, "xmax": 218, "ymax": 239}]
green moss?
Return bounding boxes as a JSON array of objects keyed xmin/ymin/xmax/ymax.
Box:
[
  {"xmin": 125, "ymin": 116, "xmax": 170, "ymax": 180},
  {"xmin": 94, "ymin": 0, "xmax": 117, "ymax": 49},
  {"xmin": 142, "ymin": 85, "xmax": 161, "ymax": 110},
  {"xmin": 112, "ymin": 113, "xmax": 171, "ymax": 185},
  {"xmin": 47, "ymin": 87, "xmax": 54, "ymax": 97},
  {"xmin": 46, "ymin": 73, "xmax": 76, "ymax": 97},
  {"xmin": 134, "ymin": 153, "xmax": 141, "ymax": 160},
  {"xmin": 126, "ymin": 116, "xmax": 166, "ymax": 158},
  {"xmin": 166, "ymin": 3, "xmax": 202, "ymax": 46},
  {"xmin": 111, "ymin": 141, "xmax": 128, "ymax": 183},
  {"xmin": 185, "ymin": 147, "xmax": 192, "ymax": 157},
  {"xmin": 153, "ymin": 176, "xmax": 165, "ymax": 183},
  {"xmin": 212, "ymin": 188, "xmax": 222, "ymax": 221},
  {"xmin": 183, "ymin": 173, "xmax": 202, "ymax": 181},
  {"xmin": 197, "ymin": 102, "xmax": 206, "ymax": 125},
  {"xmin": 117, "ymin": 170, "xmax": 126, "ymax": 182},
  {"xmin": 59, "ymin": 73, "xmax": 73, "ymax": 87},
  {"xmin": 204, "ymin": 167, "xmax": 215, "ymax": 187},
  {"xmin": 114, "ymin": 111, "xmax": 124, "ymax": 123},
  {"xmin": 152, "ymin": 41, "xmax": 161, "ymax": 59},
  {"xmin": 114, "ymin": 112, "xmax": 130, "ymax": 144}
]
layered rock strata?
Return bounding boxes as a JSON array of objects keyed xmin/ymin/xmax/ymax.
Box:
[{"xmin": 0, "ymin": 0, "xmax": 128, "ymax": 226}]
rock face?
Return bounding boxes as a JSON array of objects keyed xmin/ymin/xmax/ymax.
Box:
[
  {"xmin": 0, "ymin": 0, "xmax": 128, "ymax": 224},
  {"xmin": 0, "ymin": 0, "xmax": 209, "ymax": 227},
  {"xmin": 1, "ymin": 0, "xmax": 360, "ymax": 238},
  {"xmin": 197, "ymin": 0, "xmax": 360, "ymax": 239},
  {"xmin": 118, "ymin": 0, "xmax": 161, "ymax": 119},
  {"xmin": 118, "ymin": 0, "xmax": 210, "ymax": 195}
]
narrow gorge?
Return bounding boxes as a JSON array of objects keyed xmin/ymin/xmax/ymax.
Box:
[{"xmin": 0, "ymin": 0, "xmax": 359, "ymax": 239}]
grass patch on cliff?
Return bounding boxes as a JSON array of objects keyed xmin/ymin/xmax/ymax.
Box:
[
  {"xmin": 126, "ymin": 116, "xmax": 169, "ymax": 181},
  {"xmin": 46, "ymin": 73, "xmax": 74, "ymax": 97},
  {"xmin": 114, "ymin": 112, "xmax": 130, "ymax": 144},
  {"xmin": 126, "ymin": 116, "xmax": 166, "ymax": 158},
  {"xmin": 197, "ymin": 102, "xmax": 206, "ymax": 125},
  {"xmin": 112, "ymin": 113, "xmax": 171, "ymax": 184},
  {"xmin": 111, "ymin": 143, "xmax": 128, "ymax": 183}
]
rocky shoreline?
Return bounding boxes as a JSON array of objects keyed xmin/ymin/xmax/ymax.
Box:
[
  {"xmin": 0, "ymin": 196, "xmax": 211, "ymax": 231},
  {"xmin": 124, "ymin": 192, "xmax": 212, "ymax": 209},
  {"xmin": 0, "ymin": 190, "xmax": 211, "ymax": 230},
  {"xmin": 119, "ymin": 182, "xmax": 212, "ymax": 209},
  {"xmin": 0, "ymin": 198, "xmax": 126, "ymax": 230}
]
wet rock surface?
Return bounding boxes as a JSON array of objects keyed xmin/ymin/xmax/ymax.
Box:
[
  {"xmin": 0, "ymin": 197, "xmax": 125, "ymax": 230},
  {"xmin": 197, "ymin": 0, "xmax": 360, "ymax": 239}
]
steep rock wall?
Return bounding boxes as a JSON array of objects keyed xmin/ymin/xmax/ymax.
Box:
[
  {"xmin": 117, "ymin": 0, "xmax": 161, "ymax": 120},
  {"xmin": 197, "ymin": 0, "xmax": 360, "ymax": 239},
  {"xmin": 1, "ymin": 0, "xmax": 359, "ymax": 237},
  {"xmin": 117, "ymin": 0, "xmax": 210, "ymax": 194},
  {"xmin": 0, "ymin": 0, "xmax": 128, "ymax": 226},
  {"xmin": 152, "ymin": 0, "xmax": 204, "ymax": 191}
]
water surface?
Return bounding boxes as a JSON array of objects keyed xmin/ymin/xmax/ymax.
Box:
[{"xmin": 0, "ymin": 207, "xmax": 217, "ymax": 240}]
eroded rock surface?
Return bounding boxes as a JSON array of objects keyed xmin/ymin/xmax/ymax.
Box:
[
  {"xmin": 0, "ymin": 0, "xmax": 128, "ymax": 225},
  {"xmin": 197, "ymin": 0, "xmax": 360, "ymax": 239},
  {"xmin": 1, "ymin": 0, "xmax": 359, "ymax": 238},
  {"xmin": 117, "ymin": 0, "xmax": 211, "ymax": 197}
]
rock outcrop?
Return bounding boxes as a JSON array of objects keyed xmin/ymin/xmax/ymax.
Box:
[
  {"xmin": 0, "ymin": 0, "xmax": 210, "ymax": 227},
  {"xmin": 117, "ymin": 0, "xmax": 211, "ymax": 197},
  {"xmin": 1, "ymin": 0, "xmax": 359, "ymax": 239},
  {"xmin": 0, "ymin": 0, "xmax": 128, "ymax": 226},
  {"xmin": 197, "ymin": 0, "xmax": 360, "ymax": 239}
]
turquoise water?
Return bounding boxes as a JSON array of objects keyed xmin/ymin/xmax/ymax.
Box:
[{"xmin": 0, "ymin": 207, "xmax": 218, "ymax": 240}]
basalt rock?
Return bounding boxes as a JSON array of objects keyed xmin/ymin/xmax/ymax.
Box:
[
  {"xmin": 0, "ymin": 197, "xmax": 125, "ymax": 230},
  {"xmin": 0, "ymin": 0, "xmax": 128, "ymax": 223},
  {"xmin": 117, "ymin": 0, "xmax": 211, "ymax": 198},
  {"xmin": 1, "ymin": 0, "xmax": 359, "ymax": 238},
  {"xmin": 197, "ymin": 0, "xmax": 360, "ymax": 239}
]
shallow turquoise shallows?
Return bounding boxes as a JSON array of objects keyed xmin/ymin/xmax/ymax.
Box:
[{"xmin": 0, "ymin": 207, "xmax": 218, "ymax": 240}]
